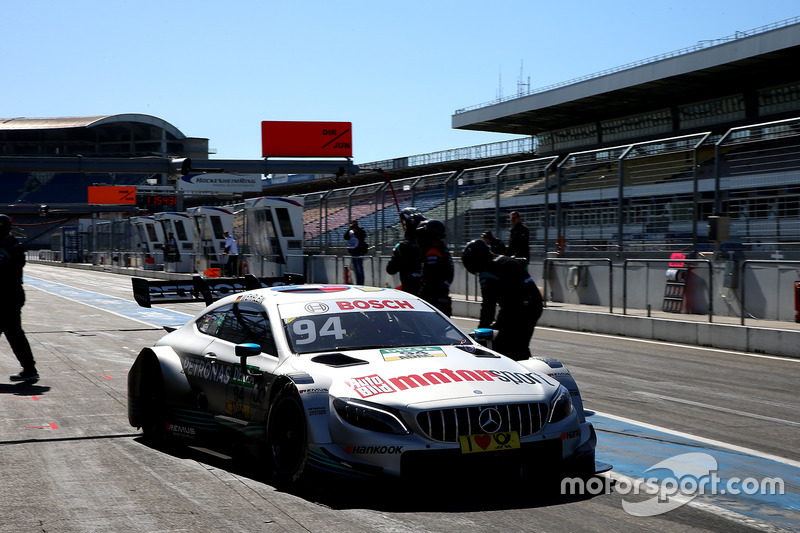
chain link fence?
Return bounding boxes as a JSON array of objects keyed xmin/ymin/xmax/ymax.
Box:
[{"xmin": 299, "ymin": 117, "xmax": 800, "ymax": 258}]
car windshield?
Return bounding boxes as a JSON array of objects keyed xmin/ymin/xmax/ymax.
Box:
[{"xmin": 281, "ymin": 309, "xmax": 471, "ymax": 354}]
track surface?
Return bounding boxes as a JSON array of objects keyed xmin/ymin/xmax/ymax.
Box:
[{"xmin": 0, "ymin": 264, "xmax": 797, "ymax": 532}]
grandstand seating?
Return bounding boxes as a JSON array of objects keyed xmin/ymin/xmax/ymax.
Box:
[
  {"xmin": 296, "ymin": 116, "xmax": 800, "ymax": 255},
  {"xmin": 499, "ymin": 176, "xmax": 548, "ymax": 198}
]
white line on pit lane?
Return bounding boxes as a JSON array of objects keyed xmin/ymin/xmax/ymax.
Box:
[
  {"xmin": 538, "ymin": 326, "xmax": 799, "ymax": 363},
  {"xmin": 593, "ymin": 410, "xmax": 800, "ymax": 468},
  {"xmin": 633, "ymin": 391, "xmax": 800, "ymax": 428},
  {"xmin": 25, "ymin": 277, "xmax": 192, "ymax": 328}
]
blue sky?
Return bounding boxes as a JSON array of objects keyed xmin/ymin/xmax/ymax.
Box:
[{"xmin": 2, "ymin": 1, "xmax": 798, "ymax": 164}]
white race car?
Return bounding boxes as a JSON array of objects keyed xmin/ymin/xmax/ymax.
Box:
[{"xmin": 128, "ymin": 276, "xmax": 601, "ymax": 485}]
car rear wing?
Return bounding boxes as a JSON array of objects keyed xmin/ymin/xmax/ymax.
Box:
[{"xmin": 131, "ymin": 273, "xmax": 305, "ymax": 308}]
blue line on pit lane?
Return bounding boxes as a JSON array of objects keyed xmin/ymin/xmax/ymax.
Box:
[
  {"xmin": 590, "ymin": 413, "xmax": 800, "ymax": 528},
  {"xmin": 24, "ymin": 275, "xmax": 193, "ymax": 328}
]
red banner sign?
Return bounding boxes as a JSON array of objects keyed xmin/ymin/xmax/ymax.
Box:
[
  {"xmin": 88, "ymin": 186, "xmax": 137, "ymax": 205},
  {"xmin": 261, "ymin": 121, "xmax": 352, "ymax": 158}
]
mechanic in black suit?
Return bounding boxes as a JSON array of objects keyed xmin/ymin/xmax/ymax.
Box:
[
  {"xmin": 386, "ymin": 207, "xmax": 425, "ymax": 295},
  {"xmin": 415, "ymin": 219, "xmax": 454, "ymax": 317},
  {"xmin": 0, "ymin": 214, "xmax": 38, "ymax": 381},
  {"xmin": 462, "ymin": 238, "xmax": 543, "ymax": 361}
]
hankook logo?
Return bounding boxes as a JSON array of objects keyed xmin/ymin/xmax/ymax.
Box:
[
  {"xmin": 478, "ymin": 407, "xmax": 502, "ymax": 434},
  {"xmin": 304, "ymin": 302, "xmax": 329, "ymax": 313}
]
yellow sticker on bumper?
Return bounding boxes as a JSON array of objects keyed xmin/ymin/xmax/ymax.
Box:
[{"xmin": 459, "ymin": 432, "xmax": 520, "ymax": 454}]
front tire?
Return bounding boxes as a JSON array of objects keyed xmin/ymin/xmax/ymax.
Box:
[{"xmin": 266, "ymin": 382, "xmax": 308, "ymax": 486}]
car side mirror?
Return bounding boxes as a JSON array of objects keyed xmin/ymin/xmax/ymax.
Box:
[
  {"xmin": 235, "ymin": 343, "xmax": 263, "ymax": 377},
  {"xmin": 471, "ymin": 328, "xmax": 495, "ymax": 349}
]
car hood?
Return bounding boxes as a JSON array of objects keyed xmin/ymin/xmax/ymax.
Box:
[{"xmin": 300, "ymin": 345, "xmax": 561, "ymax": 408}]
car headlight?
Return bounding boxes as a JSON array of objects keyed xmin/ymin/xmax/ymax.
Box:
[
  {"xmin": 333, "ymin": 397, "xmax": 411, "ymax": 435},
  {"xmin": 548, "ymin": 385, "xmax": 574, "ymax": 423}
]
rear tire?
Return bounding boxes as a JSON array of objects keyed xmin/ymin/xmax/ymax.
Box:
[
  {"xmin": 139, "ymin": 362, "xmax": 167, "ymax": 444},
  {"xmin": 266, "ymin": 381, "xmax": 308, "ymax": 487}
]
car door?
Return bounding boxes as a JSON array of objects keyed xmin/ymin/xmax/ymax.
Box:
[
  {"xmin": 200, "ymin": 300, "xmax": 279, "ymax": 423},
  {"xmin": 180, "ymin": 304, "xmax": 232, "ymax": 415}
]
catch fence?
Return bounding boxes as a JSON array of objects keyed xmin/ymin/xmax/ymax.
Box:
[{"xmin": 298, "ymin": 116, "xmax": 800, "ymax": 257}]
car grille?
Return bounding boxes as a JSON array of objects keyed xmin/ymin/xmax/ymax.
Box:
[{"xmin": 415, "ymin": 403, "xmax": 548, "ymax": 443}]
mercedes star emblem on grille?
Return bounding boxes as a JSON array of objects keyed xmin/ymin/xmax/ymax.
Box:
[{"xmin": 478, "ymin": 407, "xmax": 502, "ymax": 434}]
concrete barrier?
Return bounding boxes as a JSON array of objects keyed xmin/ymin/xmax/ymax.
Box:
[{"xmin": 457, "ymin": 299, "xmax": 799, "ymax": 359}]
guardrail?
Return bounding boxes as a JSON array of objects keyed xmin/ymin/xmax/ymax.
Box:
[
  {"xmin": 543, "ymin": 258, "xmax": 614, "ymax": 313},
  {"xmin": 740, "ymin": 260, "xmax": 800, "ymax": 326},
  {"xmin": 623, "ymin": 259, "xmax": 714, "ymax": 322}
]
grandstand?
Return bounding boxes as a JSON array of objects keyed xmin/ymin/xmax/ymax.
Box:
[{"xmin": 296, "ymin": 17, "xmax": 800, "ymax": 259}]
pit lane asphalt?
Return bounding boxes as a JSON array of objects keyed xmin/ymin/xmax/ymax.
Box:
[{"xmin": 0, "ymin": 264, "xmax": 797, "ymax": 532}]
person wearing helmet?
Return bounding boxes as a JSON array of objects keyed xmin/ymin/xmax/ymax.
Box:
[
  {"xmin": 462, "ymin": 238, "xmax": 498, "ymax": 329},
  {"xmin": 462, "ymin": 238, "xmax": 543, "ymax": 361},
  {"xmin": 0, "ymin": 215, "xmax": 39, "ymax": 381},
  {"xmin": 415, "ymin": 219, "xmax": 453, "ymax": 316},
  {"xmin": 386, "ymin": 207, "xmax": 425, "ymax": 296},
  {"xmin": 481, "ymin": 230, "xmax": 506, "ymax": 254}
]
